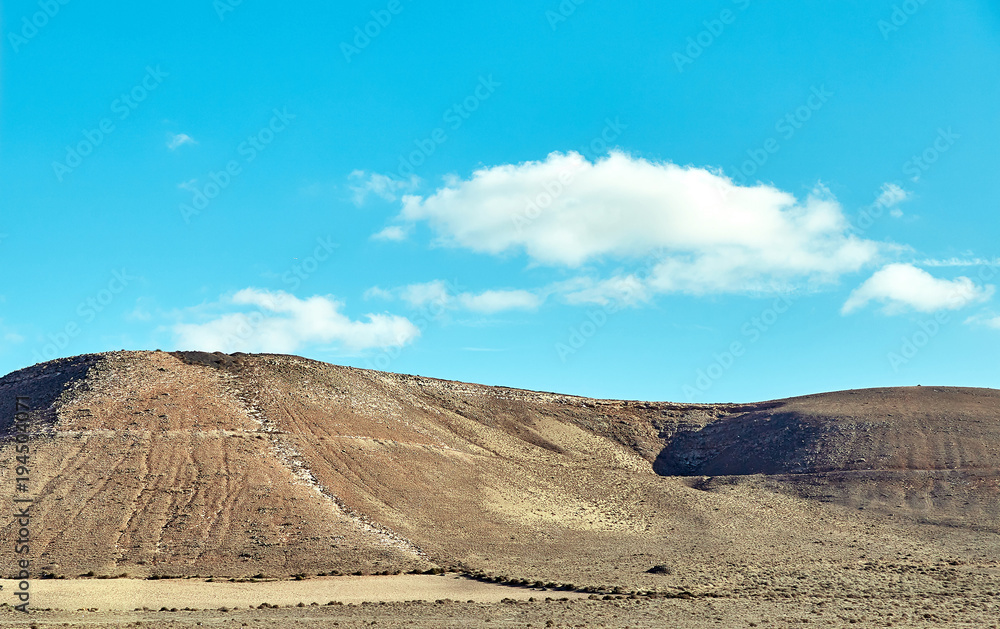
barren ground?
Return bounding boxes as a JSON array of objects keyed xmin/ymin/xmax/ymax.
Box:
[
  {"xmin": 0, "ymin": 351, "xmax": 997, "ymax": 627},
  {"xmin": 2, "ymin": 590, "xmax": 999, "ymax": 628}
]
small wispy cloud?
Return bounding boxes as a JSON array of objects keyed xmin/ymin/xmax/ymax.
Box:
[
  {"xmin": 363, "ymin": 286, "xmax": 395, "ymax": 300},
  {"xmin": 372, "ymin": 225, "xmax": 408, "ymax": 241},
  {"xmin": 458, "ymin": 289, "xmax": 542, "ymax": 313},
  {"xmin": 920, "ymin": 257, "xmax": 1000, "ymax": 267},
  {"xmin": 0, "ymin": 319, "xmax": 23, "ymax": 345},
  {"xmin": 349, "ymin": 170, "xmax": 419, "ymax": 206},
  {"xmin": 559, "ymin": 275, "xmax": 650, "ymax": 307},
  {"xmin": 872, "ymin": 182, "xmax": 911, "ymax": 219},
  {"xmin": 875, "ymin": 182, "xmax": 909, "ymax": 208},
  {"xmin": 167, "ymin": 133, "xmax": 197, "ymax": 150},
  {"xmin": 380, "ymin": 280, "xmax": 544, "ymax": 315},
  {"xmin": 126, "ymin": 298, "xmax": 155, "ymax": 322},
  {"xmin": 964, "ymin": 312, "xmax": 1000, "ymax": 330}
]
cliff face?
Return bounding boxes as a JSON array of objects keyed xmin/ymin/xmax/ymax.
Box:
[{"xmin": 1, "ymin": 351, "xmax": 998, "ymax": 593}]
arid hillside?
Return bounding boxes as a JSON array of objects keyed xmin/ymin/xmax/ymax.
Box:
[{"xmin": 1, "ymin": 351, "xmax": 998, "ymax": 599}]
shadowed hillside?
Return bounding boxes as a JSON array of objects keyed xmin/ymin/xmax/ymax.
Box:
[
  {"xmin": 1, "ymin": 350, "xmax": 998, "ymax": 599},
  {"xmin": 654, "ymin": 387, "xmax": 1000, "ymax": 476}
]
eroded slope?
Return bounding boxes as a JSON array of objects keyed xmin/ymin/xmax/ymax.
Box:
[{"xmin": 0, "ymin": 350, "xmax": 998, "ymax": 597}]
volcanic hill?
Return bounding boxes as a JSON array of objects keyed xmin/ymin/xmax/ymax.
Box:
[{"xmin": 1, "ymin": 350, "xmax": 998, "ymax": 598}]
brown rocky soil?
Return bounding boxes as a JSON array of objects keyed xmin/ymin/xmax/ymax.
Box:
[{"xmin": 1, "ymin": 350, "xmax": 998, "ymax": 627}]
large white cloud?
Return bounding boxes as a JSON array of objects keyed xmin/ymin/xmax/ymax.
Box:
[
  {"xmin": 842, "ymin": 263, "xmax": 994, "ymax": 314},
  {"xmin": 395, "ymin": 151, "xmax": 880, "ymax": 295},
  {"xmin": 172, "ymin": 289, "xmax": 419, "ymax": 353}
]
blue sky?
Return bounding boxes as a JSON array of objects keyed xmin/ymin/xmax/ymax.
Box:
[{"xmin": 1, "ymin": 0, "xmax": 998, "ymax": 402}]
